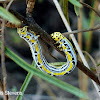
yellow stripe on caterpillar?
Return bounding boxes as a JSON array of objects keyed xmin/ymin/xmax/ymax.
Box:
[
  {"xmin": 65, "ymin": 51, "xmax": 72, "ymax": 61},
  {"xmin": 66, "ymin": 62, "xmax": 73, "ymax": 71},
  {"xmin": 37, "ymin": 53, "xmax": 42, "ymax": 64},
  {"xmin": 17, "ymin": 26, "xmax": 28, "ymax": 35},
  {"xmin": 35, "ymin": 44, "xmax": 39, "ymax": 52},
  {"xmin": 62, "ymin": 45, "xmax": 67, "ymax": 50},
  {"xmin": 42, "ymin": 65, "xmax": 52, "ymax": 74},
  {"xmin": 53, "ymin": 70, "xmax": 67, "ymax": 75},
  {"xmin": 30, "ymin": 39, "xmax": 35, "ymax": 43},
  {"xmin": 26, "ymin": 35, "xmax": 31, "ymax": 40}
]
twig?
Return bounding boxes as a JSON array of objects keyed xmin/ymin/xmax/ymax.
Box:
[
  {"xmin": 77, "ymin": 61, "xmax": 100, "ymax": 97},
  {"xmin": 1, "ymin": 19, "xmax": 8, "ymax": 100},
  {"xmin": 1, "ymin": 2, "xmax": 7, "ymax": 98},
  {"xmin": 77, "ymin": 61, "xmax": 100, "ymax": 86},
  {"xmin": 83, "ymin": 51, "xmax": 100, "ymax": 82},
  {"xmin": 0, "ymin": 29, "xmax": 2, "ymax": 33},
  {"xmin": 0, "ymin": 77, "xmax": 4, "ymax": 92},
  {"xmin": 63, "ymin": 24, "xmax": 100, "ymax": 36},
  {"xmin": 26, "ymin": 0, "xmax": 36, "ymax": 14},
  {"xmin": 7, "ymin": 9, "xmax": 100, "ymax": 86},
  {"xmin": 83, "ymin": 51, "xmax": 97, "ymax": 68},
  {"xmin": 80, "ymin": 1, "xmax": 100, "ymax": 17},
  {"xmin": 0, "ymin": 3, "xmax": 7, "ymax": 98},
  {"xmin": 0, "ymin": 0, "xmax": 14, "ymax": 99},
  {"xmin": 0, "ymin": 76, "xmax": 8, "ymax": 99}
]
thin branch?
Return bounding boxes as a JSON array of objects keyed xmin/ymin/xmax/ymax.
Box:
[
  {"xmin": 0, "ymin": 3, "xmax": 7, "ymax": 97},
  {"xmin": 0, "ymin": 76, "xmax": 8, "ymax": 99},
  {"xmin": 0, "ymin": 8, "xmax": 99, "ymax": 85},
  {"xmin": 0, "ymin": 0, "xmax": 14, "ymax": 99},
  {"xmin": 83, "ymin": 51, "xmax": 100, "ymax": 82},
  {"xmin": 77, "ymin": 61, "xmax": 100, "ymax": 85},
  {"xmin": 80, "ymin": 1, "xmax": 100, "ymax": 17},
  {"xmin": 78, "ymin": 61, "xmax": 100, "ymax": 97},
  {"xmin": 82, "ymin": 51, "xmax": 97, "ymax": 68},
  {"xmin": 7, "ymin": 9, "xmax": 100, "ymax": 86},
  {"xmin": 63, "ymin": 24, "xmax": 100, "ymax": 36},
  {"xmin": 1, "ymin": 19, "xmax": 8, "ymax": 100},
  {"xmin": 0, "ymin": 29, "xmax": 2, "ymax": 31}
]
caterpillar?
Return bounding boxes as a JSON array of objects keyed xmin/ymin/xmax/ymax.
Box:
[{"xmin": 17, "ymin": 26, "xmax": 77, "ymax": 76}]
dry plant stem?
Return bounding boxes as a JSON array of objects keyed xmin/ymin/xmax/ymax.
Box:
[
  {"xmin": 26, "ymin": 0, "xmax": 36, "ymax": 14},
  {"xmin": 1, "ymin": 19, "xmax": 8, "ymax": 100},
  {"xmin": 0, "ymin": 0, "xmax": 14, "ymax": 99},
  {"xmin": 83, "ymin": 51, "xmax": 97, "ymax": 68},
  {"xmin": 80, "ymin": 1, "xmax": 100, "ymax": 17},
  {"xmin": 52, "ymin": 0, "xmax": 100, "ymax": 96},
  {"xmin": 0, "ymin": 77, "xmax": 8, "ymax": 99},
  {"xmin": 1, "ymin": 20, "xmax": 100, "ymax": 33},
  {"xmin": 78, "ymin": 2, "xmax": 88, "ymax": 99},
  {"xmin": 0, "ymin": 77, "xmax": 5, "ymax": 96},
  {"xmin": 8, "ymin": 10, "xmax": 100, "ymax": 86},
  {"xmin": 77, "ymin": 61, "xmax": 100, "ymax": 86},
  {"xmin": 63, "ymin": 25, "xmax": 100, "ymax": 35},
  {"xmin": 83, "ymin": 51, "xmax": 100, "ymax": 82}
]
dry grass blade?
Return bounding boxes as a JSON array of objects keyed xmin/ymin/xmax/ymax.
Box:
[{"xmin": 63, "ymin": 24, "xmax": 100, "ymax": 35}]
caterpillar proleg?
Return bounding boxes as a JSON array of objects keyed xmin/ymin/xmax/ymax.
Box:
[{"xmin": 17, "ymin": 26, "xmax": 77, "ymax": 76}]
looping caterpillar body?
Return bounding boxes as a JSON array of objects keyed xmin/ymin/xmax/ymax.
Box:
[{"xmin": 17, "ymin": 26, "xmax": 77, "ymax": 76}]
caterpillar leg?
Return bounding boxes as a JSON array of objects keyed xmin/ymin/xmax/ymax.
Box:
[
  {"xmin": 57, "ymin": 46, "xmax": 63, "ymax": 51},
  {"xmin": 34, "ymin": 35, "xmax": 40, "ymax": 40}
]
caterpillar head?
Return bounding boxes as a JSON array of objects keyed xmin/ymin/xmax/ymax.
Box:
[
  {"xmin": 51, "ymin": 32, "xmax": 64, "ymax": 41},
  {"xmin": 17, "ymin": 26, "xmax": 28, "ymax": 36}
]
